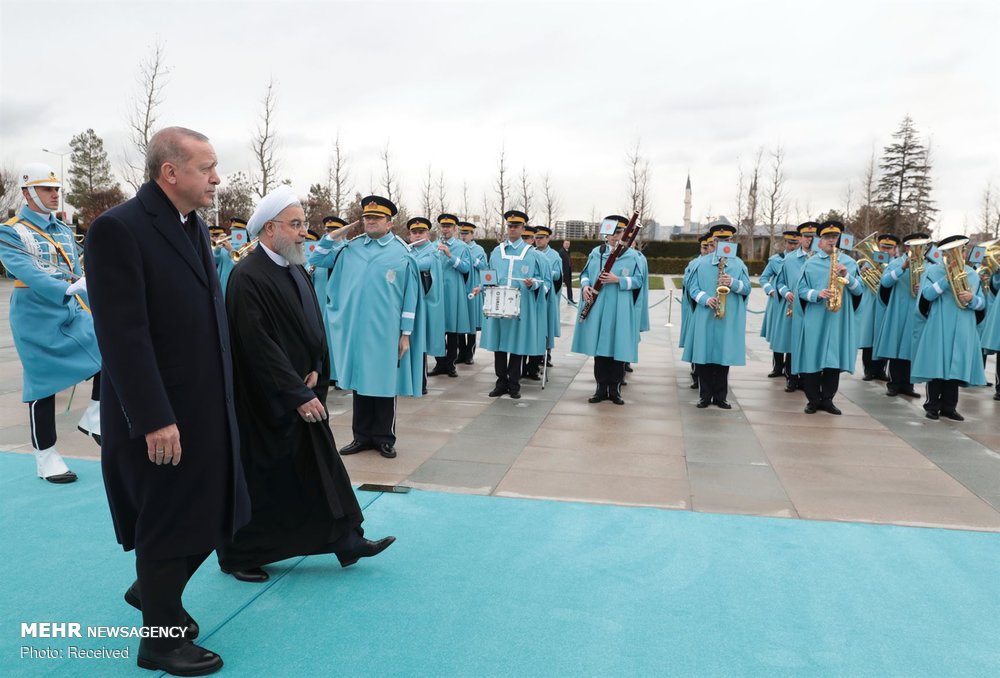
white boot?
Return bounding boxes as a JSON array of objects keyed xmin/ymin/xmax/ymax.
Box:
[
  {"xmin": 77, "ymin": 400, "xmax": 101, "ymax": 444},
  {"xmin": 35, "ymin": 446, "xmax": 77, "ymax": 483}
]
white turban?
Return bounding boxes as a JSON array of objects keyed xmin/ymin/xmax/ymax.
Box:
[{"xmin": 247, "ymin": 185, "xmax": 300, "ymax": 237}]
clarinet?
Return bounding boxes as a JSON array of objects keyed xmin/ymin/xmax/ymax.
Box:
[{"xmin": 579, "ymin": 211, "xmax": 641, "ymax": 321}]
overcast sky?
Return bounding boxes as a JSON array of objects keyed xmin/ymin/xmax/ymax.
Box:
[{"xmin": 2, "ymin": 0, "xmax": 998, "ymax": 235}]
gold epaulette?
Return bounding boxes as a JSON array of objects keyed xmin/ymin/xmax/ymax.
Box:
[
  {"xmin": 3, "ymin": 216, "xmax": 19, "ymax": 226},
  {"xmin": 14, "ymin": 281, "xmax": 28, "ymax": 288}
]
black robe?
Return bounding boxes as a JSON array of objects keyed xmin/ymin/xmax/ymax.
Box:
[{"xmin": 218, "ymin": 246, "xmax": 362, "ymax": 571}]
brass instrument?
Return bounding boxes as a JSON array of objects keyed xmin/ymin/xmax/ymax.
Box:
[
  {"xmin": 231, "ymin": 238, "xmax": 257, "ymax": 262},
  {"xmin": 826, "ymin": 245, "xmax": 848, "ymax": 312},
  {"xmin": 211, "ymin": 234, "xmax": 232, "ymax": 248},
  {"xmin": 854, "ymin": 233, "xmax": 882, "ymax": 295},
  {"xmin": 907, "ymin": 238, "xmax": 932, "ymax": 297},
  {"xmin": 715, "ymin": 250, "xmax": 730, "ymax": 320},
  {"xmin": 938, "ymin": 238, "xmax": 971, "ymax": 308},
  {"xmin": 979, "ymin": 238, "xmax": 1000, "ymax": 276}
]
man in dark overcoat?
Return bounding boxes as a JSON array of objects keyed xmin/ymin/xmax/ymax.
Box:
[{"xmin": 86, "ymin": 126, "xmax": 250, "ymax": 676}]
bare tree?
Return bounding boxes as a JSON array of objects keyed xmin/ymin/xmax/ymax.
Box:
[
  {"xmin": 625, "ymin": 139, "xmax": 651, "ymax": 223},
  {"xmin": 461, "ymin": 181, "xmax": 471, "ymax": 220},
  {"xmin": 856, "ymin": 147, "xmax": 879, "ymax": 234},
  {"xmin": 843, "ymin": 182, "xmax": 855, "ymax": 227},
  {"xmin": 123, "ymin": 41, "xmax": 168, "ymax": 192},
  {"xmin": 0, "ymin": 164, "xmax": 20, "ymax": 215},
  {"xmin": 251, "ymin": 77, "xmax": 280, "ymax": 198},
  {"xmin": 436, "ymin": 171, "xmax": 448, "ymax": 216},
  {"xmin": 495, "ymin": 145, "xmax": 510, "ymax": 218},
  {"xmin": 379, "ymin": 140, "xmax": 399, "ymax": 204},
  {"xmin": 518, "ymin": 166, "xmax": 533, "ymax": 217},
  {"xmin": 733, "ymin": 161, "xmax": 746, "ymax": 232},
  {"xmin": 980, "ymin": 182, "xmax": 996, "ymax": 237},
  {"xmin": 327, "ymin": 131, "xmax": 351, "ymax": 216},
  {"xmin": 420, "ymin": 165, "xmax": 434, "ymax": 218},
  {"xmin": 540, "ymin": 172, "xmax": 560, "ymax": 228},
  {"xmin": 481, "ymin": 195, "xmax": 499, "ymax": 240},
  {"xmin": 761, "ymin": 146, "xmax": 787, "ymax": 257}
]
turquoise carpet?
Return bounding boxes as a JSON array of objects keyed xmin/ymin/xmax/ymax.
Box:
[{"xmin": 2, "ymin": 452, "xmax": 999, "ymax": 677}]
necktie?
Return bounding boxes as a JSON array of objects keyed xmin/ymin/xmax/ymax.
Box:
[{"xmin": 288, "ymin": 265, "xmax": 324, "ymax": 344}]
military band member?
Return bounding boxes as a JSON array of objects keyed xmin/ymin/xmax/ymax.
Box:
[
  {"xmin": 458, "ymin": 221, "xmax": 486, "ymax": 364},
  {"xmin": 911, "ymin": 235, "xmax": 987, "ymax": 420},
  {"xmin": 793, "ymin": 221, "xmax": 863, "ymax": 414},
  {"xmin": 407, "ymin": 217, "xmax": 446, "ymax": 395},
  {"xmin": 775, "ymin": 222, "xmax": 818, "ymax": 392},
  {"xmin": 682, "ymin": 221, "xmax": 750, "ymax": 408},
  {"xmin": 572, "ymin": 215, "xmax": 644, "ymax": 404},
  {"xmin": 760, "ymin": 231, "xmax": 798, "ymax": 377},
  {"xmin": 526, "ymin": 224, "xmax": 562, "ymax": 378},
  {"xmin": 315, "ymin": 215, "xmax": 348, "ymax": 387},
  {"xmin": 211, "ymin": 216, "xmax": 241, "ymax": 296},
  {"xmin": 311, "ymin": 195, "xmax": 424, "ymax": 459},
  {"xmin": 979, "ymin": 254, "xmax": 1000, "ymax": 400},
  {"xmin": 0, "ymin": 163, "xmax": 102, "ymax": 483},
  {"xmin": 858, "ymin": 234, "xmax": 899, "ymax": 381},
  {"xmin": 480, "ymin": 210, "xmax": 545, "ymax": 399},
  {"xmin": 874, "ymin": 232, "xmax": 930, "ymax": 398},
  {"xmin": 521, "ymin": 223, "xmax": 537, "ymax": 244},
  {"xmin": 428, "ymin": 213, "xmax": 473, "ymax": 378},
  {"xmin": 680, "ymin": 234, "xmax": 714, "ymax": 389}
]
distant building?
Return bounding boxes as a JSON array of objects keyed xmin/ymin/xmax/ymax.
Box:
[{"xmin": 555, "ymin": 220, "xmax": 599, "ymax": 240}]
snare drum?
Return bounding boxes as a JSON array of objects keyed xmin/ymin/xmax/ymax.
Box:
[{"xmin": 482, "ymin": 286, "xmax": 521, "ymax": 319}]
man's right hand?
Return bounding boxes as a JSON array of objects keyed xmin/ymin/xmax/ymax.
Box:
[
  {"xmin": 146, "ymin": 424, "xmax": 182, "ymax": 466},
  {"xmin": 297, "ymin": 397, "xmax": 328, "ymax": 423},
  {"xmin": 583, "ymin": 286, "xmax": 596, "ymax": 302},
  {"xmin": 785, "ymin": 292, "xmax": 794, "ymax": 302}
]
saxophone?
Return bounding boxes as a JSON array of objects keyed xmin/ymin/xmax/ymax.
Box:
[
  {"xmin": 715, "ymin": 252, "xmax": 729, "ymax": 319},
  {"xmin": 826, "ymin": 246, "xmax": 848, "ymax": 312}
]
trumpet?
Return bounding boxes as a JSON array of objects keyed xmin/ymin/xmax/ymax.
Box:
[
  {"xmin": 231, "ymin": 238, "xmax": 257, "ymax": 262},
  {"xmin": 211, "ymin": 234, "xmax": 232, "ymax": 248}
]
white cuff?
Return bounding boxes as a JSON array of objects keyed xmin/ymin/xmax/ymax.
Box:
[
  {"xmin": 890, "ymin": 269, "xmax": 900, "ymax": 281},
  {"xmin": 580, "ymin": 278, "xmax": 590, "ymax": 288},
  {"xmin": 695, "ymin": 291, "xmax": 706, "ymax": 304},
  {"xmin": 932, "ymin": 281, "xmax": 944, "ymax": 295},
  {"xmin": 623, "ymin": 277, "xmax": 632, "ymax": 290},
  {"xmin": 808, "ymin": 289, "xmax": 817, "ymax": 303},
  {"xmin": 401, "ymin": 312, "xmax": 416, "ymax": 320}
]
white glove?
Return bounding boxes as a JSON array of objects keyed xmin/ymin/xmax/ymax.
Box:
[{"xmin": 66, "ymin": 277, "xmax": 87, "ymax": 296}]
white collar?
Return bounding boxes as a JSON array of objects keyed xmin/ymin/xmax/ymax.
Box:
[{"xmin": 259, "ymin": 241, "xmax": 289, "ymax": 267}]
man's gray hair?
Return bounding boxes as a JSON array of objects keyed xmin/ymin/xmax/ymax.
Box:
[{"xmin": 146, "ymin": 127, "xmax": 210, "ymax": 180}]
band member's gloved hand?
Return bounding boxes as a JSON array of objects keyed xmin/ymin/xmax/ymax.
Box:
[
  {"xmin": 146, "ymin": 424, "xmax": 182, "ymax": 466},
  {"xmin": 297, "ymin": 397, "xmax": 327, "ymax": 422},
  {"xmin": 66, "ymin": 277, "xmax": 87, "ymax": 295}
]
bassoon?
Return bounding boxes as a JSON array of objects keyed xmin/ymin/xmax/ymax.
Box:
[{"xmin": 579, "ymin": 210, "xmax": 641, "ymax": 321}]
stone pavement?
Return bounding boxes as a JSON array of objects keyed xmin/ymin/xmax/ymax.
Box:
[{"xmin": 1, "ymin": 278, "xmax": 998, "ymax": 531}]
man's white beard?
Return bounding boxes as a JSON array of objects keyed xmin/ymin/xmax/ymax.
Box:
[{"xmin": 275, "ymin": 237, "xmax": 306, "ymax": 265}]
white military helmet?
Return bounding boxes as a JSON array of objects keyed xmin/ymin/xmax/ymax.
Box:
[{"xmin": 20, "ymin": 162, "xmax": 61, "ymax": 188}]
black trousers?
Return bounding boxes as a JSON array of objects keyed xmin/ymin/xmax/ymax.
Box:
[
  {"xmin": 457, "ymin": 333, "xmax": 477, "ymax": 361},
  {"xmin": 565, "ymin": 274, "xmax": 574, "ymax": 302},
  {"xmin": 135, "ymin": 551, "xmax": 208, "ymax": 651},
  {"xmin": 352, "ymin": 392, "xmax": 396, "ymax": 446},
  {"xmin": 784, "ymin": 353, "xmax": 800, "ymax": 389},
  {"xmin": 690, "ymin": 363, "xmax": 698, "ymax": 388},
  {"xmin": 771, "ymin": 352, "xmax": 785, "ymax": 374},
  {"xmin": 696, "ymin": 363, "xmax": 730, "ymax": 403},
  {"xmin": 28, "ymin": 372, "xmax": 100, "ymax": 450},
  {"xmin": 435, "ymin": 333, "xmax": 461, "ymax": 372},
  {"xmin": 493, "ymin": 352, "xmax": 524, "ymax": 394},
  {"xmin": 861, "ymin": 347, "xmax": 887, "ymax": 379},
  {"xmin": 593, "ymin": 356, "xmax": 625, "ymax": 396},
  {"xmin": 525, "ymin": 352, "xmax": 549, "ymax": 377},
  {"xmin": 802, "ymin": 369, "xmax": 841, "ymax": 406},
  {"xmin": 924, "ymin": 379, "xmax": 960, "ymax": 415},
  {"xmin": 888, "ymin": 358, "xmax": 912, "ymax": 392}
]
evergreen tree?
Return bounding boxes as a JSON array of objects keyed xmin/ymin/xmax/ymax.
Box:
[
  {"xmin": 875, "ymin": 116, "xmax": 937, "ymax": 235},
  {"xmin": 216, "ymin": 172, "xmax": 256, "ymax": 227},
  {"xmin": 67, "ymin": 129, "xmax": 123, "ymax": 223},
  {"xmin": 304, "ymin": 183, "xmax": 334, "ymax": 229}
]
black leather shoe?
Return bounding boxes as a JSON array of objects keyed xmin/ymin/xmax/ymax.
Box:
[
  {"xmin": 447, "ymin": 371, "xmax": 458, "ymax": 378},
  {"xmin": 925, "ymin": 410, "xmax": 939, "ymax": 420},
  {"xmin": 339, "ymin": 439, "xmax": 374, "ymax": 455},
  {"xmin": 862, "ymin": 374, "xmax": 875, "ymax": 382},
  {"xmin": 463, "ymin": 358, "xmax": 475, "ymax": 365},
  {"xmin": 378, "ymin": 443, "xmax": 397, "ymax": 459},
  {"xmin": 509, "ymin": 391, "xmax": 522, "ymax": 399},
  {"xmin": 230, "ymin": 567, "xmax": 269, "ymax": 583},
  {"xmin": 714, "ymin": 400, "xmax": 732, "ymax": 410},
  {"xmin": 804, "ymin": 404, "xmax": 817, "ymax": 414},
  {"xmin": 784, "ymin": 384, "xmax": 797, "ymax": 393},
  {"xmin": 941, "ymin": 410, "xmax": 965, "ymax": 421},
  {"xmin": 422, "ymin": 388, "xmax": 428, "ymax": 395},
  {"xmin": 820, "ymin": 402, "xmax": 842, "ymax": 415},
  {"xmin": 898, "ymin": 389, "xmax": 921, "ymax": 398},
  {"xmin": 624, "ymin": 364, "xmax": 633, "ymax": 373},
  {"xmin": 338, "ymin": 536, "xmax": 396, "ymax": 568},
  {"xmin": 427, "ymin": 368, "xmax": 448, "ymax": 377},
  {"xmin": 886, "ymin": 387, "xmax": 898, "ymax": 397},
  {"xmin": 488, "ymin": 386, "xmax": 508, "ymax": 397},
  {"xmin": 994, "ymin": 392, "xmax": 1000, "ymax": 401},
  {"xmin": 137, "ymin": 640, "xmax": 223, "ymax": 676},
  {"xmin": 125, "ymin": 584, "xmax": 199, "ymax": 640},
  {"xmin": 524, "ymin": 373, "xmax": 541, "ymax": 381},
  {"xmin": 766, "ymin": 371, "xmax": 783, "ymax": 378},
  {"xmin": 696, "ymin": 399, "xmax": 711, "ymax": 408},
  {"xmin": 588, "ymin": 393, "xmax": 605, "ymax": 403},
  {"xmin": 620, "ymin": 380, "xmax": 628, "ymax": 386},
  {"xmin": 43, "ymin": 471, "xmax": 78, "ymax": 484},
  {"xmin": 689, "ymin": 382, "xmax": 699, "ymax": 389},
  {"xmin": 610, "ymin": 394, "xmax": 625, "ymax": 405}
]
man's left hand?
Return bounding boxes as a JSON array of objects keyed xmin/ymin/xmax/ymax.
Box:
[
  {"xmin": 297, "ymin": 397, "xmax": 327, "ymax": 423},
  {"xmin": 304, "ymin": 371, "xmax": 319, "ymax": 389},
  {"xmin": 958, "ymin": 290, "xmax": 974, "ymax": 305},
  {"xmin": 599, "ymin": 271, "xmax": 619, "ymax": 284},
  {"xmin": 399, "ymin": 334, "xmax": 410, "ymax": 360}
]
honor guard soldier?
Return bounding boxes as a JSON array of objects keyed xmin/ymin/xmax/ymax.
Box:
[
  {"xmin": 682, "ymin": 221, "xmax": 750, "ymax": 408},
  {"xmin": 911, "ymin": 235, "xmax": 987, "ymax": 419},
  {"xmin": 309, "ymin": 215, "xmax": 349, "ymax": 388},
  {"xmin": 978, "ymin": 244, "xmax": 1000, "ymax": 400},
  {"xmin": 681, "ymin": 234, "xmax": 714, "ymax": 389},
  {"xmin": 760, "ymin": 231, "xmax": 798, "ymax": 377},
  {"xmin": 776, "ymin": 222, "xmax": 818, "ymax": 391},
  {"xmin": 480, "ymin": 210, "xmax": 545, "ymax": 399},
  {"xmin": 627, "ymin": 239, "xmax": 650, "ymax": 376},
  {"xmin": 874, "ymin": 232, "xmax": 931, "ymax": 398},
  {"xmin": 428, "ymin": 213, "xmax": 473, "ymax": 377},
  {"xmin": 521, "ymin": 223, "xmax": 537, "ymax": 245},
  {"xmin": 526, "ymin": 224, "xmax": 562, "ymax": 378},
  {"xmin": 407, "ymin": 217, "xmax": 446, "ymax": 394},
  {"xmin": 311, "ymin": 195, "xmax": 425, "ymax": 459},
  {"xmin": 458, "ymin": 221, "xmax": 486, "ymax": 364},
  {"xmin": 858, "ymin": 233, "xmax": 899, "ymax": 381},
  {"xmin": 571, "ymin": 215, "xmax": 645, "ymax": 404},
  {"xmin": 793, "ymin": 221, "xmax": 863, "ymax": 414},
  {"xmin": 0, "ymin": 163, "xmax": 102, "ymax": 483}
]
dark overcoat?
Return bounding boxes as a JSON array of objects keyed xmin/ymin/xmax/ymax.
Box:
[{"xmin": 85, "ymin": 181, "xmax": 250, "ymax": 560}]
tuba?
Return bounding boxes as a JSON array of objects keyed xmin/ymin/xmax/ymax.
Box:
[
  {"xmin": 907, "ymin": 238, "xmax": 931, "ymax": 297},
  {"xmin": 938, "ymin": 238, "xmax": 971, "ymax": 307},
  {"xmin": 715, "ymin": 250, "xmax": 729, "ymax": 320},
  {"xmin": 853, "ymin": 233, "xmax": 882, "ymax": 295},
  {"xmin": 979, "ymin": 238, "xmax": 1000, "ymax": 278}
]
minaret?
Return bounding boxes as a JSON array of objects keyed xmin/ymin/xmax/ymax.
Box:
[{"xmin": 683, "ymin": 173, "xmax": 692, "ymax": 231}]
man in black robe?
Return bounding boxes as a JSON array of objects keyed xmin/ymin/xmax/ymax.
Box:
[{"xmin": 218, "ymin": 186, "xmax": 394, "ymax": 583}]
